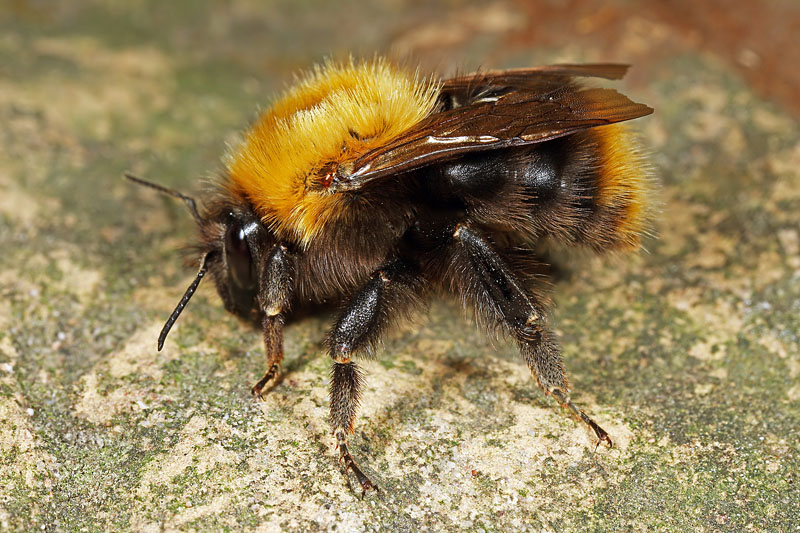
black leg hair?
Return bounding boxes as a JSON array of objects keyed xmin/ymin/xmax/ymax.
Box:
[
  {"xmin": 252, "ymin": 244, "xmax": 294, "ymax": 397},
  {"xmin": 450, "ymin": 224, "xmax": 612, "ymax": 447},
  {"xmin": 327, "ymin": 260, "xmax": 425, "ymax": 494},
  {"xmin": 251, "ymin": 314, "xmax": 285, "ymax": 397},
  {"xmin": 330, "ymin": 363, "xmax": 373, "ymax": 494}
]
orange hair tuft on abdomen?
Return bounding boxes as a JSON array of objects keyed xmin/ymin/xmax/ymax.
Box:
[{"xmin": 587, "ymin": 123, "xmax": 653, "ymax": 251}]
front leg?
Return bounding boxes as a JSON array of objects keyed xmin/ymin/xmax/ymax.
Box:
[
  {"xmin": 252, "ymin": 244, "xmax": 294, "ymax": 397},
  {"xmin": 251, "ymin": 314, "xmax": 285, "ymax": 397},
  {"xmin": 327, "ymin": 260, "xmax": 424, "ymax": 495}
]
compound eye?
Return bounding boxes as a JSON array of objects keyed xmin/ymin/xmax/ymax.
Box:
[{"xmin": 224, "ymin": 221, "xmax": 255, "ymax": 289}]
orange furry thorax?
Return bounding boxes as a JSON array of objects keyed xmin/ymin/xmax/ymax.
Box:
[{"xmin": 226, "ymin": 59, "xmax": 439, "ymax": 247}]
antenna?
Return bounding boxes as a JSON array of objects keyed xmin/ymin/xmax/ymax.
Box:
[
  {"xmin": 123, "ymin": 172, "xmax": 202, "ymax": 224},
  {"xmin": 157, "ymin": 253, "xmax": 212, "ymax": 351}
]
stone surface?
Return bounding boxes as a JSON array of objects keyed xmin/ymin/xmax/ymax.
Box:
[{"xmin": 1, "ymin": 0, "xmax": 798, "ymax": 531}]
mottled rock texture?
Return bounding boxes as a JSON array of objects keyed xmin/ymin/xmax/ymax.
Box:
[{"xmin": 1, "ymin": 1, "xmax": 798, "ymax": 531}]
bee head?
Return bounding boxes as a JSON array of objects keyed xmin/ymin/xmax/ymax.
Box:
[
  {"xmin": 124, "ymin": 173, "xmax": 274, "ymax": 350},
  {"xmin": 200, "ymin": 200, "xmax": 273, "ymax": 319}
]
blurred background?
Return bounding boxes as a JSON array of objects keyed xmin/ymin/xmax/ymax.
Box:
[{"xmin": 1, "ymin": 1, "xmax": 798, "ymax": 531}]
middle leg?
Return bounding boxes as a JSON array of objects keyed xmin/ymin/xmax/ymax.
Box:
[{"xmin": 326, "ymin": 259, "xmax": 425, "ymax": 494}]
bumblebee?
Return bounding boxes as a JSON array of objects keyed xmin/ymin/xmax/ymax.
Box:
[{"xmin": 127, "ymin": 58, "xmax": 652, "ymax": 494}]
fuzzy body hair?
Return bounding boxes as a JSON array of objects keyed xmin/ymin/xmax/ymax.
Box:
[
  {"xmin": 136, "ymin": 58, "xmax": 656, "ymax": 492},
  {"xmin": 226, "ymin": 58, "xmax": 439, "ymax": 245}
]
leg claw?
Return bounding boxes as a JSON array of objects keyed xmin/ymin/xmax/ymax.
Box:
[
  {"xmin": 551, "ymin": 388, "xmax": 613, "ymax": 450},
  {"xmin": 588, "ymin": 420, "xmax": 613, "ymax": 450},
  {"xmin": 338, "ymin": 438, "xmax": 379, "ymax": 496},
  {"xmin": 358, "ymin": 478, "xmax": 379, "ymax": 498},
  {"xmin": 251, "ymin": 364, "xmax": 281, "ymax": 400}
]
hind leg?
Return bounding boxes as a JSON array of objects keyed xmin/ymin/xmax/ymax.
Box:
[{"xmin": 449, "ymin": 224, "xmax": 611, "ymax": 447}]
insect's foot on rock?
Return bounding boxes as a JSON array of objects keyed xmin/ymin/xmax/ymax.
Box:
[
  {"xmin": 588, "ymin": 419, "xmax": 613, "ymax": 449},
  {"xmin": 251, "ymin": 370, "xmax": 281, "ymax": 399},
  {"xmin": 250, "ymin": 380, "xmax": 271, "ymax": 399},
  {"xmin": 348, "ymin": 463, "xmax": 379, "ymax": 498},
  {"xmin": 338, "ymin": 439, "xmax": 379, "ymax": 497},
  {"xmin": 250, "ymin": 384, "xmax": 263, "ymax": 399},
  {"xmin": 358, "ymin": 477, "xmax": 379, "ymax": 498}
]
